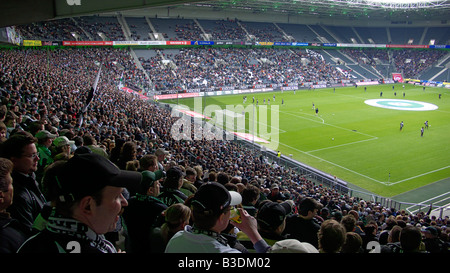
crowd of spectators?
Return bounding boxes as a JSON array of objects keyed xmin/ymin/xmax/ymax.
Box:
[
  {"xmin": 76, "ymin": 16, "xmax": 126, "ymax": 41},
  {"xmin": 126, "ymin": 18, "xmax": 288, "ymax": 43},
  {"xmin": 0, "ymin": 46, "xmax": 448, "ymax": 254},
  {"xmin": 14, "ymin": 16, "xmax": 447, "ymax": 91},
  {"xmin": 173, "ymin": 22, "xmax": 204, "ymax": 41},
  {"xmin": 208, "ymin": 19, "xmax": 247, "ymax": 41},
  {"xmin": 128, "ymin": 47, "xmax": 447, "ymax": 93},
  {"xmin": 241, "ymin": 22, "xmax": 287, "ymax": 42},
  {"xmin": 15, "ymin": 18, "xmax": 89, "ymax": 41},
  {"xmin": 392, "ymin": 49, "xmax": 447, "ymax": 78},
  {"xmin": 342, "ymin": 48, "xmax": 446, "ymax": 79},
  {"xmin": 16, "ymin": 16, "xmax": 126, "ymax": 42},
  {"xmin": 140, "ymin": 47, "xmax": 348, "ymax": 92},
  {"xmin": 341, "ymin": 48, "xmax": 390, "ymax": 66}
]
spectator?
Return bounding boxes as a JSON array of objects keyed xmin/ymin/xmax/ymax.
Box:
[
  {"xmin": 26, "ymin": 121, "xmax": 44, "ymax": 138},
  {"xmin": 181, "ymin": 167, "xmax": 197, "ymax": 197},
  {"xmin": 380, "ymin": 225, "xmax": 402, "ymax": 253},
  {"xmin": 341, "ymin": 232, "xmax": 363, "ymax": 253},
  {"xmin": 241, "ymin": 184, "xmax": 260, "ymax": 217},
  {"xmin": 52, "ymin": 136, "xmax": 75, "ymax": 162},
  {"xmin": 125, "ymin": 160, "xmax": 140, "ymax": 171},
  {"xmin": 348, "ymin": 209, "xmax": 365, "ymax": 236},
  {"xmin": 0, "ymin": 131, "xmax": 46, "ymax": 234},
  {"xmin": 317, "ymin": 219, "xmax": 347, "ymax": 253},
  {"xmin": 0, "ymin": 158, "xmax": 28, "ymax": 253},
  {"xmin": 150, "ymin": 203, "xmax": 191, "ymax": 253},
  {"xmin": 0, "ymin": 105, "xmax": 6, "ymax": 122},
  {"xmin": 362, "ymin": 222, "xmax": 379, "ymax": 251},
  {"xmin": 399, "ymin": 225, "xmax": 426, "ymax": 253},
  {"xmin": 155, "ymin": 148, "xmax": 169, "ymax": 173},
  {"xmin": 122, "ymin": 170, "xmax": 167, "ymax": 253},
  {"xmin": 17, "ymin": 153, "xmax": 141, "ymax": 253},
  {"xmin": 0, "ymin": 121, "xmax": 6, "ymax": 143},
  {"xmin": 192, "ymin": 165, "xmax": 204, "ymax": 188},
  {"xmin": 26, "ymin": 161, "xmax": 74, "ymax": 236},
  {"xmin": 117, "ymin": 141, "xmax": 137, "ymax": 170},
  {"xmin": 139, "ymin": 154, "xmax": 160, "ymax": 173},
  {"xmin": 109, "ymin": 139, "xmax": 125, "ymax": 165},
  {"xmin": 83, "ymin": 133, "xmax": 108, "ymax": 158},
  {"xmin": 378, "ymin": 216, "xmax": 398, "ymax": 245},
  {"xmin": 158, "ymin": 166, "xmax": 187, "ymax": 207},
  {"xmin": 341, "ymin": 214, "xmax": 357, "ymax": 233},
  {"xmin": 238, "ymin": 200, "xmax": 292, "ymax": 251},
  {"xmin": 165, "ymin": 182, "xmax": 270, "ymax": 253},
  {"xmin": 422, "ymin": 226, "xmax": 448, "ymax": 253},
  {"xmin": 267, "ymin": 183, "xmax": 286, "ymax": 203},
  {"xmin": 205, "ymin": 170, "xmax": 217, "ymax": 183},
  {"xmin": 284, "ymin": 197, "xmax": 322, "ymax": 248},
  {"xmin": 4, "ymin": 111, "xmax": 17, "ymax": 138},
  {"xmin": 216, "ymin": 172, "xmax": 229, "ymax": 185},
  {"xmin": 35, "ymin": 130, "xmax": 57, "ymax": 181},
  {"xmin": 184, "ymin": 167, "xmax": 197, "ymax": 184},
  {"xmin": 319, "ymin": 207, "xmax": 330, "ymax": 221}
]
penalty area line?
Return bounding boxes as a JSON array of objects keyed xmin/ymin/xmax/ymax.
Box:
[
  {"xmin": 386, "ymin": 165, "xmax": 450, "ymax": 186},
  {"xmin": 275, "ymin": 141, "xmax": 450, "ymax": 186}
]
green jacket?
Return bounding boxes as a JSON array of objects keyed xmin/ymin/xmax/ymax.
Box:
[{"xmin": 36, "ymin": 144, "xmax": 53, "ymax": 169}]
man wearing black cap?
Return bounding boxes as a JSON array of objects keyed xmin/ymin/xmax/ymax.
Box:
[
  {"xmin": 165, "ymin": 182, "xmax": 270, "ymax": 253},
  {"xmin": 122, "ymin": 170, "xmax": 167, "ymax": 253},
  {"xmin": 18, "ymin": 153, "xmax": 142, "ymax": 253},
  {"xmin": 237, "ymin": 200, "xmax": 292, "ymax": 251},
  {"xmin": 422, "ymin": 226, "xmax": 448, "ymax": 253}
]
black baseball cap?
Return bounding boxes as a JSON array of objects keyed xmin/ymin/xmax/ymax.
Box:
[
  {"xmin": 257, "ymin": 201, "xmax": 292, "ymax": 230},
  {"xmin": 165, "ymin": 166, "xmax": 184, "ymax": 181},
  {"xmin": 191, "ymin": 182, "xmax": 242, "ymax": 214},
  {"xmin": 56, "ymin": 153, "xmax": 142, "ymax": 202}
]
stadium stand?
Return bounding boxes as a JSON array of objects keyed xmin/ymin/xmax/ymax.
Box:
[
  {"xmin": 0, "ymin": 44, "xmax": 448, "ymax": 254},
  {"xmin": 12, "ymin": 16, "xmax": 450, "ymax": 88}
]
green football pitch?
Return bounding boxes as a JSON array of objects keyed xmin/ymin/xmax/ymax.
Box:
[{"xmin": 164, "ymin": 83, "xmax": 450, "ymax": 197}]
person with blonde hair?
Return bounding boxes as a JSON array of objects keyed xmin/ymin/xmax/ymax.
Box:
[{"xmin": 151, "ymin": 203, "xmax": 191, "ymax": 252}]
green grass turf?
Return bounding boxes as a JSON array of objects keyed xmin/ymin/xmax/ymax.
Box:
[{"xmin": 163, "ymin": 84, "xmax": 450, "ymax": 197}]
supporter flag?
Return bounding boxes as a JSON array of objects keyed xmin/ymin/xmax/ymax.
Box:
[
  {"xmin": 392, "ymin": 73, "xmax": 403, "ymax": 83},
  {"xmin": 78, "ymin": 64, "xmax": 102, "ymax": 128},
  {"xmin": 118, "ymin": 71, "xmax": 124, "ymax": 88},
  {"xmin": 83, "ymin": 64, "xmax": 102, "ymax": 112},
  {"xmin": 426, "ymin": 203, "xmax": 432, "ymax": 216}
]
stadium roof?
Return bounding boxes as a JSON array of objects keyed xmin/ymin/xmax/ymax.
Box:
[
  {"xmin": 182, "ymin": 0, "xmax": 450, "ymax": 21},
  {"xmin": 1, "ymin": 0, "xmax": 449, "ymax": 28}
]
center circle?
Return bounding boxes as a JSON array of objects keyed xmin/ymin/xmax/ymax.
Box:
[{"xmin": 364, "ymin": 99, "xmax": 438, "ymax": 111}]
